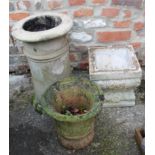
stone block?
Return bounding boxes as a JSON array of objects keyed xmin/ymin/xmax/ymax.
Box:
[
  {"xmin": 96, "ymin": 30, "xmax": 131, "ymax": 42},
  {"xmin": 83, "ymin": 19, "xmax": 106, "ymax": 29},
  {"xmin": 113, "ymin": 20, "xmax": 131, "ymax": 28},
  {"xmin": 112, "ymin": 0, "xmax": 143, "ymax": 9},
  {"xmin": 103, "ymin": 100, "xmax": 135, "ymax": 107},
  {"xmin": 134, "ymin": 22, "xmax": 145, "ymax": 31},
  {"xmin": 47, "ymin": 0, "xmax": 63, "ymax": 9},
  {"xmin": 9, "ymin": 11, "xmax": 30, "ymax": 21},
  {"xmin": 102, "ymin": 89, "xmax": 135, "ymax": 107},
  {"xmin": 101, "ymin": 8, "xmax": 120, "ymax": 18},
  {"xmin": 94, "ymin": 78, "xmax": 141, "ymax": 90},
  {"xmin": 89, "ymin": 45, "xmax": 142, "ymax": 107},
  {"xmin": 16, "ymin": 0, "xmax": 32, "ymax": 11},
  {"xmin": 69, "ymin": 0, "xmax": 85, "ymax": 6},
  {"xmin": 73, "ymin": 18, "xmax": 107, "ymax": 29},
  {"xmin": 70, "ymin": 31, "xmax": 93, "ymax": 43},
  {"xmin": 92, "ymin": 0, "xmax": 106, "ymax": 5},
  {"xmin": 103, "ymin": 89, "xmax": 135, "ymax": 102},
  {"xmin": 73, "ymin": 7, "xmax": 93, "ymax": 17}
]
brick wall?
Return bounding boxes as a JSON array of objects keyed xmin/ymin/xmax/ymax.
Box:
[{"xmin": 9, "ymin": 0, "xmax": 145, "ymax": 72}]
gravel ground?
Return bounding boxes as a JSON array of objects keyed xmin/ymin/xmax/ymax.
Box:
[{"xmin": 9, "ymin": 72, "xmax": 145, "ymax": 155}]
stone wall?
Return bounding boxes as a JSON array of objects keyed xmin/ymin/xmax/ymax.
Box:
[{"xmin": 9, "ymin": 0, "xmax": 145, "ymax": 73}]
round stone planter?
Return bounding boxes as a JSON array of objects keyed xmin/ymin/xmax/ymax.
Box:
[
  {"xmin": 41, "ymin": 77, "xmax": 104, "ymax": 149},
  {"xmin": 12, "ymin": 12, "xmax": 73, "ymax": 102}
]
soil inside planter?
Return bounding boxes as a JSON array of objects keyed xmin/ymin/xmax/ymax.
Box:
[
  {"xmin": 23, "ymin": 16, "xmax": 62, "ymax": 32},
  {"xmin": 53, "ymin": 87, "xmax": 93, "ymax": 116},
  {"xmin": 61, "ymin": 106, "xmax": 88, "ymax": 115}
]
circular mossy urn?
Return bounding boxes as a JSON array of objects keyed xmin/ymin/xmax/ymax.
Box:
[{"xmin": 40, "ymin": 76, "xmax": 104, "ymax": 149}]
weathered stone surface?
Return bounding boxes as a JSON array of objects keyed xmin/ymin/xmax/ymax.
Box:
[
  {"xmin": 89, "ymin": 45, "xmax": 142, "ymax": 80},
  {"xmin": 12, "ymin": 12, "xmax": 73, "ymax": 42},
  {"xmin": 83, "ymin": 19, "xmax": 106, "ymax": 28},
  {"xmin": 9, "ymin": 75, "xmax": 32, "ymax": 98},
  {"xmin": 89, "ymin": 45, "xmax": 142, "ymax": 107},
  {"xmin": 95, "ymin": 49, "xmax": 134, "ymax": 70},
  {"xmin": 9, "ymin": 64, "xmax": 30, "ymax": 74},
  {"xmin": 103, "ymin": 100, "xmax": 135, "ymax": 107},
  {"xmin": 9, "ymin": 54, "xmax": 28, "ymax": 65},
  {"xmin": 74, "ymin": 18, "xmax": 107, "ymax": 29},
  {"xmin": 9, "ymin": 46, "xmax": 19, "ymax": 55},
  {"xmin": 70, "ymin": 32, "xmax": 92, "ymax": 42},
  {"xmin": 73, "ymin": 19, "xmax": 106, "ymax": 29},
  {"xmin": 101, "ymin": 89, "xmax": 136, "ymax": 107},
  {"xmin": 21, "ymin": 37, "xmax": 71, "ymax": 101},
  {"xmin": 103, "ymin": 89, "xmax": 135, "ymax": 102},
  {"xmin": 11, "ymin": 12, "xmax": 73, "ymax": 101},
  {"xmin": 9, "ymin": 54, "xmax": 29, "ymax": 74},
  {"xmin": 94, "ymin": 78, "xmax": 141, "ymax": 90},
  {"xmin": 27, "ymin": 50, "xmax": 70, "ymax": 101}
]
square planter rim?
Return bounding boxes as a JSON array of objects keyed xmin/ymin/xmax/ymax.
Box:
[{"xmin": 88, "ymin": 45, "xmax": 142, "ymax": 80}]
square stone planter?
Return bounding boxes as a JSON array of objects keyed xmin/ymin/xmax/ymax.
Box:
[{"xmin": 89, "ymin": 45, "xmax": 142, "ymax": 107}]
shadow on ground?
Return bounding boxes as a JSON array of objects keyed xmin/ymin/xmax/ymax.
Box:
[{"xmin": 10, "ymin": 124, "xmax": 49, "ymax": 155}]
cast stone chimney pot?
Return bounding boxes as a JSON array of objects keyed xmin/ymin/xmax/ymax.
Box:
[{"xmin": 12, "ymin": 12, "xmax": 73, "ymax": 102}]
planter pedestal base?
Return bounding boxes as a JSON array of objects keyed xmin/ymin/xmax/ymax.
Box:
[
  {"xmin": 89, "ymin": 45, "xmax": 142, "ymax": 107},
  {"xmin": 103, "ymin": 100, "xmax": 135, "ymax": 107},
  {"xmin": 102, "ymin": 89, "xmax": 135, "ymax": 107},
  {"xmin": 58, "ymin": 129, "xmax": 94, "ymax": 150}
]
